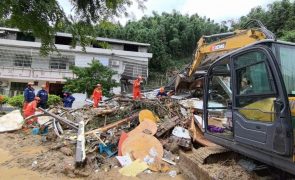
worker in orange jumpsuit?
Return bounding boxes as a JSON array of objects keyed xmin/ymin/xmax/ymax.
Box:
[
  {"xmin": 92, "ymin": 84, "xmax": 103, "ymax": 108},
  {"xmin": 133, "ymin": 75, "xmax": 142, "ymax": 100},
  {"xmin": 24, "ymin": 97, "xmax": 40, "ymax": 125}
]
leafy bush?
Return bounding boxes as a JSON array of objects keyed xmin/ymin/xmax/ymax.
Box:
[
  {"xmin": 0, "ymin": 95, "xmax": 9, "ymax": 105},
  {"xmin": 8, "ymin": 94, "xmax": 61, "ymax": 108},
  {"xmin": 48, "ymin": 94, "xmax": 61, "ymax": 106},
  {"xmin": 8, "ymin": 95, "xmax": 24, "ymax": 108}
]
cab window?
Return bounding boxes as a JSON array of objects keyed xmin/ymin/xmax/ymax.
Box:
[{"xmin": 234, "ymin": 51, "xmax": 276, "ymax": 122}]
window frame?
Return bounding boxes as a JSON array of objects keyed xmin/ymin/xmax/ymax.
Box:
[
  {"xmin": 231, "ymin": 48, "xmax": 279, "ymax": 123},
  {"xmin": 232, "ymin": 49, "xmax": 277, "ymax": 98},
  {"xmin": 49, "ymin": 57, "xmax": 67, "ymax": 70},
  {"xmin": 207, "ymin": 57, "xmax": 232, "ymax": 110},
  {"xmin": 14, "ymin": 54, "xmax": 32, "ymax": 68}
]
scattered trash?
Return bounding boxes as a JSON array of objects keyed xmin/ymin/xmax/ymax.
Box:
[
  {"xmin": 172, "ymin": 126, "xmax": 190, "ymax": 139},
  {"xmin": 168, "ymin": 170, "xmax": 177, "ymax": 178},
  {"xmin": 119, "ymin": 159, "xmax": 149, "ymax": 177},
  {"xmin": 99, "ymin": 143, "xmax": 117, "ymax": 157},
  {"xmin": 162, "ymin": 158, "xmax": 176, "ymax": 165},
  {"xmin": 0, "ymin": 110, "xmax": 24, "ymax": 132},
  {"xmin": 208, "ymin": 125, "xmax": 225, "ymax": 133},
  {"xmin": 3, "ymin": 94, "xmax": 202, "ymax": 178},
  {"xmin": 116, "ymin": 154, "xmax": 133, "ymax": 167},
  {"xmin": 31, "ymin": 160, "xmax": 38, "ymax": 168}
]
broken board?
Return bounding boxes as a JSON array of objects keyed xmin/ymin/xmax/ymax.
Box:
[
  {"xmin": 0, "ymin": 110, "xmax": 24, "ymax": 132},
  {"xmin": 122, "ymin": 132, "xmax": 163, "ymax": 161}
]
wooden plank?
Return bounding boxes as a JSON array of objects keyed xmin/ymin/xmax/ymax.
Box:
[
  {"xmin": 156, "ymin": 116, "xmax": 180, "ymax": 137},
  {"xmin": 85, "ymin": 112, "xmax": 139, "ymax": 135},
  {"xmin": 189, "ymin": 117, "xmax": 217, "ymax": 147}
]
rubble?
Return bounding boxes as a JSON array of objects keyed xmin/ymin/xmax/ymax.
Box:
[{"xmin": 0, "ymin": 94, "xmax": 261, "ymax": 179}]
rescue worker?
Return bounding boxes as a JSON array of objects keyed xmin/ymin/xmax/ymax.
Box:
[
  {"xmin": 23, "ymin": 82, "xmax": 35, "ymax": 111},
  {"xmin": 24, "ymin": 97, "xmax": 40, "ymax": 125},
  {"xmin": 133, "ymin": 75, "xmax": 142, "ymax": 100},
  {"xmin": 92, "ymin": 84, "xmax": 103, "ymax": 108},
  {"xmin": 63, "ymin": 92, "xmax": 75, "ymax": 108},
  {"xmin": 37, "ymin": 85, "xmax": 48, "ymax": 109},
  {"xmin": 156, "ymin": 87, "xmax": 168, "ymax": 99}
]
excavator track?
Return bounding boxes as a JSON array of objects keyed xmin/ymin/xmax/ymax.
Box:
[{"xmin": 190, "ymin": 146, "xmax": 230, "ymax": 164}]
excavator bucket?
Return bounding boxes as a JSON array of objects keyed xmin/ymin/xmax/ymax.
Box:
[{"xmin": 175, "ymin": 74, "xmax": 193, "ymax": 92}]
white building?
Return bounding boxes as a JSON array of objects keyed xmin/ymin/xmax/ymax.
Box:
[{"xmin": 0, "ymin": 27, "xmax": 152, "ymax": 106}]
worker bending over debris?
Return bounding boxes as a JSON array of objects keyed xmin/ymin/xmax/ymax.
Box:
[
  {"xmin": 37, "ymin": 85, "xmax": 48, "ymax": 109},
  {"xmin": 63, "ymin": 92, "xmax": 75, "ymax": 108},
  {"xmin": 23, "ymin": 82, "xmax": 35, "ymax": 111},
  {"xmin": 156, "ymin": 87, "xmax": 168, "ymax": 99},
  {"xmin": 24, "ymin": 97, "xmax": 40, "ymax": 125},
  {"xmin": 92, "ymin": 84, "xmax": 103, "ymax": 108},
  {"xmin": 133, "ymin": 75, "xmax": 142, "ymax": 100}
]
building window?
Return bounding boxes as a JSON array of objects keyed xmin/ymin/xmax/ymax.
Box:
[
  {"xmin": 50, "ymin": 57, "xmax": 67, "ymax": 69},
  {"xmin": 10, "ymin": 82, "xmax": 27, "ymax": 91},
  {"xmin": 14, "ymin": 55, "xmax": 32, "ymax": 67},
  {"xmin": 16, "ymin": 32, "xmax": 35, "ymax": 42},
  {"xmin": 55, "ymin": 36, "xmax": 72, "ymax": 45},
  {"xmin": 124, "ymin": 44, "xmax": 139, "ymax": 52}
]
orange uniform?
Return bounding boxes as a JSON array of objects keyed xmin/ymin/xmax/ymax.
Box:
[
  {"xmin": 133, "ymin": 79, "xmax": 141, "ymax": 100},
  {"xmin": 24, "ymin": 100, "xmax": 38, "ymax": 125},
  {"xmin": 92, "ymin": 88, "xmax": 103, "ymax": 108}
]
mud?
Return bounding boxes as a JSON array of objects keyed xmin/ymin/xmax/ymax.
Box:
[{"xmin": 0, "ymin": 132, "xmax": 185, "ymax": 180}]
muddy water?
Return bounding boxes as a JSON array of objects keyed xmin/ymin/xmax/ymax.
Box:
[{"xmin": 0, "ymin": 148, "xmax": 51, "ymax": 180}]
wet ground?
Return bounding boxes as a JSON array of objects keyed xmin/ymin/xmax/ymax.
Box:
[{"xmin": 0, "ymin": 132, "xmax": 185, "ymax": 180}]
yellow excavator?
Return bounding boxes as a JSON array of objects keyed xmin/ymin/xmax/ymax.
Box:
[
  {"xmin": 175, "ymin": 20, "xmax": 295, "ymax": 175},
  {"xmin": 175, "ymin": 20, "xmax": 275, "ymax": 91}
]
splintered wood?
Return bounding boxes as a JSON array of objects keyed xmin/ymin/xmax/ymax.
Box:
[
  {"xmin": 156, "ymin": 116, "xmax": 180, "ymax": 137},
  {"xmin": 85, "ymin": 112, "xmax": 139, "ymax": 135}
]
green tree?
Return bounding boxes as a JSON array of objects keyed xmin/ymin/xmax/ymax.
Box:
[
  {"xmin": 64, "ymin": 60, "xmax": 118, "ymax": 97},
  {"xmin": 235, "ymin": 0, "xmax": 295, "ymax": 39},
  {"xmin": 94, "ymin": 11, "xmax": 223, "ymax": 73}
]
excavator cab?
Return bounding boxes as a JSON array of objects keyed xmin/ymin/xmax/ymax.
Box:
[{"xmin": 203, "ymin": 40, "xmax": 295, "ymax": 175}]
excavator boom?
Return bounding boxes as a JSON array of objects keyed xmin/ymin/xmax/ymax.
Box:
[{"xmin": 175, "ymin": 20, "xmax": 276, "ymax": 91}]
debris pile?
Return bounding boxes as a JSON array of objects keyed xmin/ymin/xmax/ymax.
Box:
[{"xmin": 17, "ymin": 96, "xmax": 196, "ymax": 178}]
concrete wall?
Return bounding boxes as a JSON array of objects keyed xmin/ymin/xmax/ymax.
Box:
[{"xmin": 75, "ymin": 53, "xmax": 109, "ymax": 67}]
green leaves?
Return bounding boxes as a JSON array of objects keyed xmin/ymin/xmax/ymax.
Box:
[
  {"xmin": 8, "ymin": 95, "xmax": 24, "ymax": 108},
  {"xmin": 47, "ymin": 95, "xmax": 62, "ymax": 106},
  {"xmin": 63, "ymin": 60, "xmax": 118, "ymax": 97},
  {"xmin": 236, "ymin": 0, "xmax": 295, "ymax": 40},
  {"xmin": 94, "ymin": 11, "xmax": 223, "ymax": 73},
  {"xmin": 0, "ymin": 95, "xmax": 9, "ymax": 105}
]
